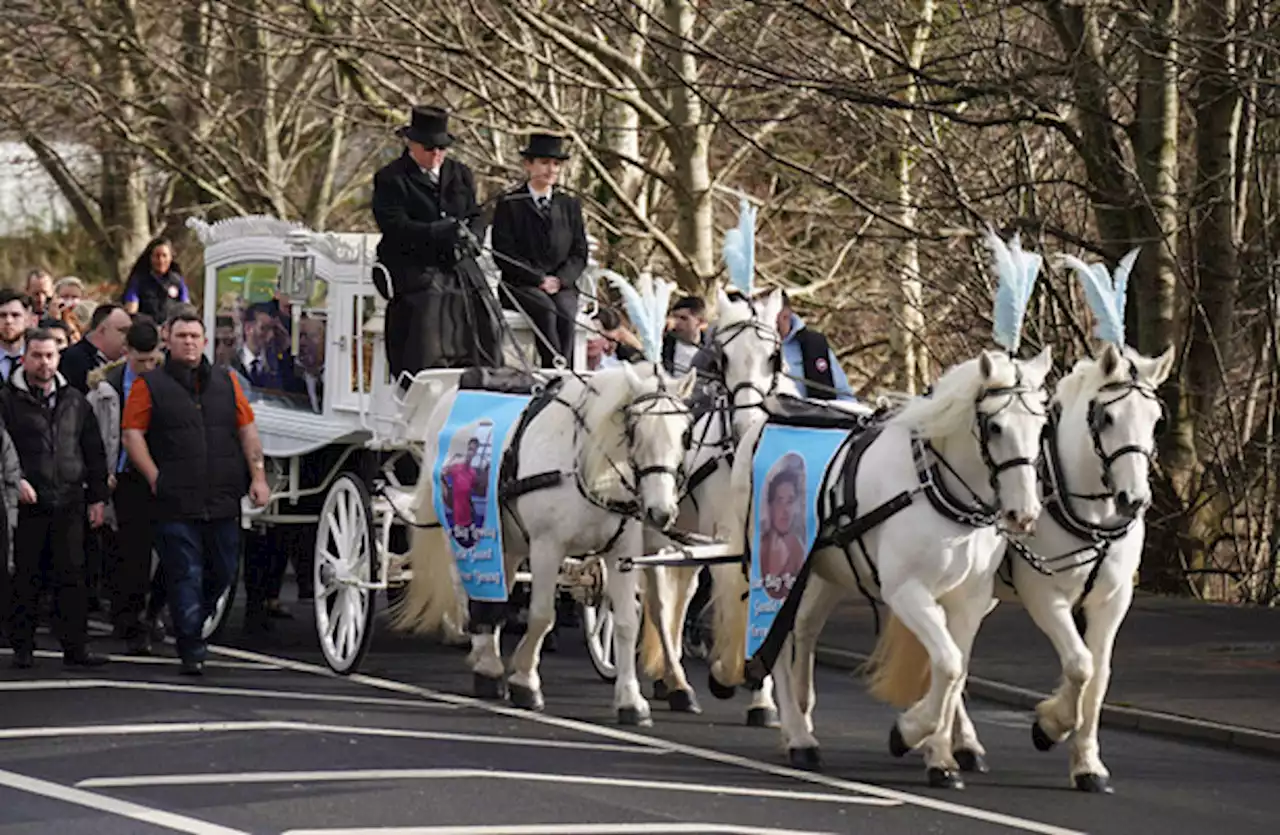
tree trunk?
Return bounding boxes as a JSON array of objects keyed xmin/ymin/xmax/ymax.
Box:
[
  {"xmin": 662, "ymin": 0, "xmax": 714, "ymax": 292},
  {"xmin": 887, "ymin": 0, "xmax": 933, "ymax": 395},
  {"xmin": 1188, "ymin": 0, "xmax": 1241, "ymax": 422}
]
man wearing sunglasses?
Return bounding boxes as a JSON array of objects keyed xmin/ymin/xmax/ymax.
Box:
[{"xmin": 371, "ymin": 105, "xmax": 501, "ymax": 380}]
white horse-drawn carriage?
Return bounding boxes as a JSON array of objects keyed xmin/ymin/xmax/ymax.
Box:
[
  {"xmin": 189, "ymin": 208, "xmax": 1171, "ymax": 796},
  {"xmin": 189, "ymin": 214, "xmax": 622, "ymax": 676}
]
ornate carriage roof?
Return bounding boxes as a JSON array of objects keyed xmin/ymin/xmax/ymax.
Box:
[{"xmin": 185, "ymin": 215, "xmax": 378, "ymax": 265}]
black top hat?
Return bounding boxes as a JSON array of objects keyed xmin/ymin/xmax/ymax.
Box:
[
  {"xmin": 519, "ymin": 133, "xmax": 571, "ymax": 161},
  {"xmin": 397, "ymin": 106, "xmax": 454, "ymax": 148}
]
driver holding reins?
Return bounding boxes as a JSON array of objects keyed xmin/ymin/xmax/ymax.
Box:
[{"xmin": 371, "ymin": 106, "xmax": 502, "ymax": 379}]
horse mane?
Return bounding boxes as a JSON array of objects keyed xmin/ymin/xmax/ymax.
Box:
[
  {"xmin": 887, "ymin": 353, "xmax": 1019, "ymax": 440},
  {"xmin": 578, "ymin": 364, "xmax": 645, "ymax": 494}
]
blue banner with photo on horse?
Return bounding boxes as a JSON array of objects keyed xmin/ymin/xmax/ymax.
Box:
[
  {"xmin": 432, "ymin": 391, "xmax": 532, "ymax": 603},
  {"xmin": 746, "ymin": 423, "xmax": 849, "ymax": 658}
]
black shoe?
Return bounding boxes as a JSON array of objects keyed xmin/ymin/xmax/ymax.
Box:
[
  {"xmin": 146, "ymin": 616, "xmax": 167, "ymax": 643},
  {"xmin": 126, "ymin": 632, "xmax": 153, "ymax": 656},
  {"xmin": 243, "ymin": 607, "xmax": 274, "ymax": 635},
  {"xmin": 10, "ymin": 649, "xmax": 34, "ymax": 669},
  {"xmin": 265, "ymin": 605, "xmax": 295, "ymax": 621},
  {"xmin": 63, "ymin": 649, "xmax": 110, "ymax": 668},
  {"xmin": 179, "ymin": 659, "xmax": 203, "ymax": 676}
]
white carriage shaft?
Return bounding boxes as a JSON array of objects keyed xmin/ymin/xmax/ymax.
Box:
[{"xmin": 188, "ymin": 214, "xmax": 606, "ymax": 674}]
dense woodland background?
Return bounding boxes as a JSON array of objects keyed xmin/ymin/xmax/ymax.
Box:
[{"xmin": 1, "ymin": 0, "xmax": 1277, "ymax": 604}]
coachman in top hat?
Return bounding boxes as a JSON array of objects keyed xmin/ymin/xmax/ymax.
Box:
[
  {"xmin": 490, "ymin": 132, "xmax": 589, "ymax": 369},
  {"xmin": 371, "ymin": 106, "xmax": 501, "ymax": 378}
]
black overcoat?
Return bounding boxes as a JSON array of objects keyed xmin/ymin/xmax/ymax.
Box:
[
  {"xmin": 489, "ymin": 186, "xmax": 588, "ymax": 291},
  {"xmin": 370, "ymin": 152, "xmax": 501, "ymax": 374}
]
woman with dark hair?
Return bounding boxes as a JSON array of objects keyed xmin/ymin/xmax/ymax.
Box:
[{"xmin": 121, "ymin": 237, "xmax": 190, "ymax": 323}]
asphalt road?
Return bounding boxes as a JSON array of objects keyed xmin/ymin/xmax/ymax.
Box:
[{"xmin": 1, "ymin": 606, "xmax": 1277, "ymax": 835}]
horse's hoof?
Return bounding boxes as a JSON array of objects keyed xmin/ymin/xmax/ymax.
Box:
[
  {"xmin": 617, "ymin": 707, "xmax": 653, "ymax": 727},
  {"xmin": 888, "ymin": 724, "xmax": 910, "ymax": 758},
  {"xmin": 667, "ymin": 689, "xmax": 702, "ymax": 714},
  {"xmin": 1031, "ymin": 720, "xmax": 1056, "ymax": 752},
  {"xmin": 473, "ymin": 674, "xmax": 507, "ymax": 701},
  {"xmin": 788, "ymin": 747, "xmax": 823, "ymax": 770},
  {"xmin": 707, "ymin": 672, "xmax": 736, "ymax": 701},
  {"xmin": 509, "ymin": 683, "xmax": 544, "ymax": 712},
  {"xmin": 653, "ymin": 680, "xmax": 670, "ymax": 701},
  {"xmin": 927, "ymin": 767, "xmax": 965, "ymax": 790},
  {"xmin": 955, "ymin": 749, "xmax": 989, "ymax": 774},
  {"xmin": 1074, "ymin": 773, "xmax": 1113, "ymax": 794},
  {"xmin": 746, "ymin": 707, "xmax": 779, "ymax": 728}
]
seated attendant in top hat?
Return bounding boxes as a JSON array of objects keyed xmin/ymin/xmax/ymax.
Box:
[
  {"xmin": 371, "ymin": 106, "xmax": 500, "ymax": 378},
  {"xmin": 490, "ymin": 132, "xmax": 588, "ymax": 369}
]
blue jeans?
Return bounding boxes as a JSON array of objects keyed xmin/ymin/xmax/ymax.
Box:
[{"xmin": 155, "ymin": 518, "xmax": 240, "ymax": 663}]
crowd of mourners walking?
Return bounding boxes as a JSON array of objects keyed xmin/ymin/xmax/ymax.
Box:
[{"xmin": 0, "ymin": 245, "xmax": 269, "ymax": 677}]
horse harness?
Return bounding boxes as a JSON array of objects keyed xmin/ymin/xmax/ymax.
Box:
[
  {"xmin": 1001, "ymin": 370, "xmax": 1159, "ymax": 607},
  {"xmin": 497, "ymin": 371, "xmax": 693, "ymax": 555},
  {"xmin": 764, "ymin": 379, "xmax": 1049, "ymax": 637}
]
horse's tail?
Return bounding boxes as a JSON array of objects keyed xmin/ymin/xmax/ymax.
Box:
[
  {"xmin": 706, "ymin": 561, "xmax": 749, "ymax": 687},
  {"xmin": 389, "ymin": 518, "xmax": 467, "ymax": 637},
  {"xmin": 862, "ymin": 612, "xmax": 931, "ymax": 709},
  {"xmin": 638, "ymin": 570, "xmax": 666, "ymax": 679}
]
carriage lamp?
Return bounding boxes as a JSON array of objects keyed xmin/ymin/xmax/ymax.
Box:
[{"xmin": 280, "ymin": 230, "xmax": 316, "ymax": 357}]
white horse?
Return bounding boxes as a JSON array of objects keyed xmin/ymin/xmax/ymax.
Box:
[
  {"xmin": 935, "ymin": 342, "xmax": 1171, "ymax": 792},
  {"xmin": 707, "ymin": 347, "xmax": 1053, "ymax": 788},
  {"xmin": 393, "ymin": 361, "xmax": 696, "ymax": 725},
  {"xmin": 637, "ymin": 288, "xmax": 790, "ymax": 722}
]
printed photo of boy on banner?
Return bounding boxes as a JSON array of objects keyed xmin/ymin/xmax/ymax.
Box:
[
  {"xmin": 745, "ymin": 424, "xmax": 849, "ymax": 663},
  {"xmin": 432, "ymin": 391, "xmax": 532, "ymax": 604}
]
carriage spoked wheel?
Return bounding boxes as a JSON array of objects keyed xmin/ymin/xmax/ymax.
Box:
[
  {"xmin": 314, "ymin": 473, "xmax": 378, "ymax": 674},
  {"xmin": 200, "ymin": 541, "xmax": 242, "ymax": 642},
  {"xmin": 580, "ymin": 558, "xmax": 618, "ymax": 682}
]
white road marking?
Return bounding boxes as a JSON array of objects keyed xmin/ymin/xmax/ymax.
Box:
[
  {"xmin": 283, "ymin": 826, "xmax": 835, "ymax": 835},
  {"xmin": 205, "ymin": 642, "xmax": 1088, "ymax": 835},
  {"xmin": 0, "ymin": 678, "xmax": 458, "ymax": 709},
  {"xmin": 0, "ymin": 647, "xmax": 275, "ymax": 671},
  {"xmin": 0, "ymin": 767, "xmax": 250, "ymax": 835},
  {"xmin": 0, "ymin": 720, "xmax": 661, "ymax": 755},
  {"xmin": 75, "ymin": 767, "xmax": 898, "ymax": 806}
]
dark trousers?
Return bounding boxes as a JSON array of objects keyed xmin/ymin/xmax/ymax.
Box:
[
  {"xmin": 0, "ymin": 521, "xmax": 10, "ymax": 642},
  {"xmin": 503, "ymin": 284, "xmax": 578, "ymax": 368},
  {"xmin": 155, "ymin": 517, "xmax": 240, "ymax": 663},
  {"xmin": 109, "ymin": 472, "xmax": 156, "ymax": 636},
  {"xmin": 10, "ymin": 504, "xmax": 87, "ymax": 652}
]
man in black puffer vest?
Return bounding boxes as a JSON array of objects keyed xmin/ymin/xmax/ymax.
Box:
[
  {"xmin": 121, "ymin": 311, "xmax": 270, "ymax": 675},
  {"xmin": 776, "ymin": 291, "xmax": 856, "ymax": 401},
  {"xmin": 1, "ymin": 329, "xmax": 110, "ymax": 670}
]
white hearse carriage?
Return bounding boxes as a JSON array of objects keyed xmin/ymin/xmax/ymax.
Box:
[{"xmin": 188, "ymin": 215, "xmax": 616, "ymax": 675}]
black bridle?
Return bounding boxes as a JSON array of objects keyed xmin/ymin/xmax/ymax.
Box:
[
  {"xmin": 1085, "ymin": 372, "xmax": 1164, "ymax": 497},
  {"xmin": 974, "ymin": 379, "xmax": 1050, "ymax": 506},
  {"xmin": 923, "ymin": 372, "xmax": 1048, "ymax": 528},
  {"xmin": 622, "ymin": 383, "xmax": 695, "ymax": 494}
]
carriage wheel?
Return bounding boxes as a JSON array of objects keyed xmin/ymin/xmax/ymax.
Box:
[
  {"xmin": 314, "ymin": 473, "xmax": 378, "ymax": 674},
  {"xmin": 201, "ymin": 541, "xmax": 242, "ymax": 641},
  {"xmin": 582, "ymin": 596, "xmax": 617, "ymax": 682},
  {"xmin": 581, "ymin": 559, "xmax": 617, "ymax": 682}
]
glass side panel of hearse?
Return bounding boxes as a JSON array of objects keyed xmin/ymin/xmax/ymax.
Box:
[{"xmin": 211, "ymin": 260, "xmax": 329, "ymax": 414}]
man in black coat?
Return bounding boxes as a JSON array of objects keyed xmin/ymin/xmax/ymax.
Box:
[
  {"xmin": 1, "ymin": 329, "xmax": 110, "ymax": 669},
  {"xmin": 490, "ymin": 133, "xmax": 589, "ymax": 368},
  {"xmin": 59, "ymin": 303, "xmax": 132, "ymax": 393},
  {"xmin": 371, "ymin": 105, "xmax": 501, "ymax": 379}
]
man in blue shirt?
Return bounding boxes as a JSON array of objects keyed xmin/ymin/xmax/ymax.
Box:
[{"xmin": 776, "ymin": 292, "xmax": 856, "ymax": 401}]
